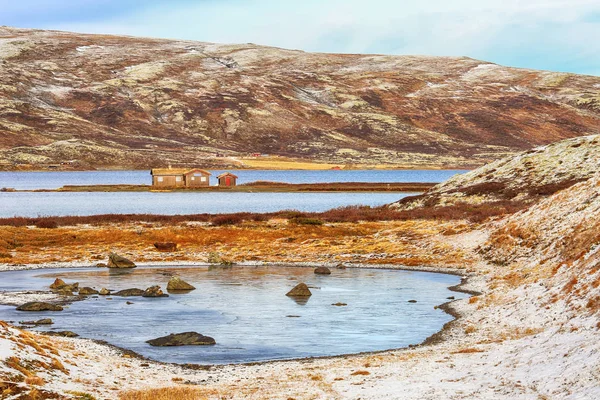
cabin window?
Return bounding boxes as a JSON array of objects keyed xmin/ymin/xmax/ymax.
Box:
[
  {"xmin": 157, "ymin": 177, "xmax": 163, "ymax": 182},
  {"xmin": 191, "ymin": 177, "xmax": 195, "ymax": 180},
  {"xmin": 201, "ymin": 176, "xmax": 207, "ymax": 182},
  {"xmin": 176, "ymin": 177, "xmax": 182, "ymax": 182},
  {"xmin": 194, "ymin": 173, "xmax": 204, "ymax": 177}
]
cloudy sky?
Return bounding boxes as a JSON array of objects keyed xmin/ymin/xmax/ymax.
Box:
[{"xmin": 3, "ymin": 0, "xmax": 600, "ymax": 75}]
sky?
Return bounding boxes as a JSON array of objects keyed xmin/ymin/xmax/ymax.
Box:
[{"xmin": 2, "ymin": 0, "xmax": 600, "ymax": 76}]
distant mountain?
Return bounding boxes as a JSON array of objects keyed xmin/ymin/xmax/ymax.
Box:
[{"xmin": 1, "ymin": 27, "xmax": 599, "ymax": 170}]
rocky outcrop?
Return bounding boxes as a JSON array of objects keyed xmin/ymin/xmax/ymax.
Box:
[
  {"xmin": 314, "ymin": 266, "xmax": 331, "ymax": 275},
  {"xmin": 154, "ymin": 242, "xmax": 177, "ymax": 251},
  {"xmin": 107, "ymin": 253, "xmax": 136, "ymax": 268},
  {"xmin": 16, "ymin": 302, "xmax": 63, "ymax": 311},
  {"xmin": 393, "ymin": 135, "xmax": 600, "ymax": 210},
  {"xmin": 286, "ymin": 283, "xmax": 312, "ymax": 297},
  {"xmin": 142, "ymin": 286, "xmax": 169, "ymax": 298},
  {"xmin": 99, "ymin": 288, "xmax": 110, "ymax": 295},
  {"xmin": 146, "ymin": 332, "xmax": 216, "ymax": 346},
  {"xmin": 112, "ymin": 288, "xmax": 144, "ymax": 297},
  {"xmin": 79, "ymin": 287, "xmax": 99, "ymax": 295},
  {"xmin": 49, "ymin": 279, "xmax": 79, "ymax": 295},
  {"xmin": 2, "ymin": 26, "xmax": 600, "ymax": 171},
  {"xmin": 166, "ymin": 276, "xmax": 196, "ymax": 292}
]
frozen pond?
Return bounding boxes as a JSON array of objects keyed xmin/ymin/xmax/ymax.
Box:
[{"xmin": 0, "ymin": 265, "xmax": 467, "ymax": 365}]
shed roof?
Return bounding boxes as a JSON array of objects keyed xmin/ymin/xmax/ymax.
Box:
[{"xmin": 217, "ymin": 172, "xmax": 238, "ymax": 178}]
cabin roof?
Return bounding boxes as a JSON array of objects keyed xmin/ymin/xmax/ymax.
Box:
[
  {"xmin": 217, "ymin": 172, "xmax": 238, "ymax": 178},
  {"xmin": 184, "ymin": 168, "xmax": 212, "ymax": 176},
  {"xmin": 151, "ymin": 168, "xmax": 211, "ymax": 176}
]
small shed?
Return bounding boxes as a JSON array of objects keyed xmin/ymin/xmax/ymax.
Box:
[{"xmin": 217, "ymin": 172, "xmax": 238, "ymax": 187}]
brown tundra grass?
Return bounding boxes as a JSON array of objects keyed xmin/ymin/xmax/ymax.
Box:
[{"xmin": 119, "ymin": 386, "xmax": 221, "ymax": 400}]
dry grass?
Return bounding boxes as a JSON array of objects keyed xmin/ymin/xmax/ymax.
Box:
[{"xmin": 119, "ymin": 386, "xmax": 220, "ymax": 400}]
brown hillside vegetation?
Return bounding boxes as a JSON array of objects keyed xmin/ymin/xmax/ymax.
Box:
[{"xmin": 1, "ymin": 27, "xmax": 600, "ymax": 169}]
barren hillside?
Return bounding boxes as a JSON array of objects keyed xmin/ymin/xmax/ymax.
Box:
[
  {"xmin": 393, "ymin": 134, "xmax": 600, "ymax": 208},
  {"xmin": 1, "ymin": 26, "xmax": 600, "ymax": 170}
]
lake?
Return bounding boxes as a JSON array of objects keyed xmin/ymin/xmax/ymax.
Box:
[
  {"xmin": 0, "ymin": 265, "xmax": 467, "ymax": 364},
  {"xmin": 0, "ymin": 170, "xmax": 465, "ymax": 217}
]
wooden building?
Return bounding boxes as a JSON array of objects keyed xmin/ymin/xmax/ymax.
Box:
[
  {"xmin": 217, "ymin": 172, "xmax": 238, "ymax": 187},
  {"xmin": 151, "ymin": 168, "xmax": 211, "ymax": 188}
]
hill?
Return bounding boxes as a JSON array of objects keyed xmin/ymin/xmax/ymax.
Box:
[{"xmin": 1, "ymin": 26, "xmax": 600, "ymax": 169}]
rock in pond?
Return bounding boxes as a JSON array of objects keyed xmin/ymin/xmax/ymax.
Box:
[
  {"xmin": 408, "ymin": 299, "xmax": 417, "ymax": 303},
  {"xmin": 154, "ymin": 242, "xmax": 177, "ymax": 251},
  {"xmin": 146, "ymin": 332, "xmax": 216, "ymax": 347},
  {"xmin": 99, "ymin": 288, "xmax": 111, "ymax": 295},
  {"xmin": 332, "ymin": 302, "xmax": 347, "ymax": 306},
  {"xmin": 286, "ymin": 283, "xmax": 312, "ymax": 297},
  {"xmin": 44, "ymin": 331, "xmax": 79, "ymax": 338},
  {"xmin": 96, "ymin": 263, "xmax": 107, "ymax": 268},
  {"xmin": 79, "ymin": 287, "xmax": 99, "ymax": 295},
  {"xmin": 20, "ymin": 318, "xmax": 53, "ymax": 325},
  {"xmin": 142, "ymin": 286, "xmax": 169, "ymax": 298},
  {"xmin": 112, "ymin": 288, "xmax": 144, "ymax": 297},
  {"xmin": 166, "ymin": 276, "xmax": 196, "ymax": 292},
  {"xmin": 107, "ymin": 253, "xmax": 137, "ymax": 268},
  {"xmin": 16, "ymin": 302, "xmax": 63, "ymax": 312},
  {"xmin": 49, "ymin": 278, "xmax": 66, "ymax": 289},
  {"xmin": 336, "ymin": 263, "xmax": 347, "ymax": 270},
  {"xmin": 314, "ymin": 266, "xmax": 331, "ymax": 275}
]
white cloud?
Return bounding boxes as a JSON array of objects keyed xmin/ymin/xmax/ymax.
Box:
[{"xmin": 49, "ymin": 0, "xmax": 600, "ymax": 74}]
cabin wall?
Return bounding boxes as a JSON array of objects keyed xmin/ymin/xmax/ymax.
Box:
[
  {"xmin": 152, "ymin": 175, "xmax": 185, "ymax": 187},
  {"xmin": 185, "ymin": 173, "xmax": 210, "ymax": 187}
]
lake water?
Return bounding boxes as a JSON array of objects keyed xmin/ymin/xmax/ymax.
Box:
[
  {"xmin": 0, "ymin": 170, "xmax": 465, "ymax": 217},
  {"xmin": 0, "ymin": 265, "xmax": 466, "ymax": 364},
  {"xmin": 0, "ymin": 169, "xmax": 466, "ymax": 190}
]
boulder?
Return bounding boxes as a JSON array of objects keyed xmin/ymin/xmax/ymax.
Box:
[
  {"xmin": 16, "ymin": 302, "xmax": 63, "ymax": 312},
  {"xmin": 19, "ymin": 318, "xmax": 53, "ymax": 325},
  {"xmin": 112, "ymin": 288, "xmax": 144, "ymax": 297},
  {"xmin": 166, "ymin": 276, "xmax": 196, "ymax": 292},
  {"xmin": 335, "ymin": 263, "xmax": 347, "ymax": 270},
  {"xmin": 96, "ymin": 263, "xmax": 107, "ymax": 268},
  {"xmin": 44, "ymin": 331, "xmax": 79, "ymax": 338},
  {"xmin": 286, "ymin": 283, "xmax": 312, "ymax": 297},
  {"xmin": 107, "ymin": 253, "xmax": 136, "ymax": 268},
  {"xmin": 146, "ymin": 332, "xmax": 216, "ymax": 347},
  {"xmin": 49, "ymin": 278, "xmax": 66, "ymax": 289},
  {"xmin": 408, "ymin": 299, "xmax": 417, "ymax": 303},
  {"xmin": 314, "ymin": 266, "xmax": 331, "ymax": 275},
  {"xmin": 79, "ymin": 287, "xmax": 99, "ymax": 295},
  {"xmin": 99, "ymin": 288, "xmax": 111, "ymax": 295},
  {"xmin": 332, "ymin": 302, "xmax": 347, "ymax": 306},
  {"xmin": 154, "ymin": 242, "xmax": 177, "ymax": 251},
  {"xmin": 142, "ymin": 285, "xmax": 169, "ymax": 298}
]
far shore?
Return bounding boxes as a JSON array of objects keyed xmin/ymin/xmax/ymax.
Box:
[{"xmin": 6, "ymin": 181, "xmax": 436, "ymax": 193}]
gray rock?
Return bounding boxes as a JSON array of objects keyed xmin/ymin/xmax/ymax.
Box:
[
  {"xmin": 107, "ymin": 253, "xmax": 136, "ymax": 268},
  {"xmin": 99, "ymin": 288, "xmax": 111, "ymax": 295},
  {"xmin": 112, "ymin": 288, "xmax": 144, "ymax": 297},
  {"xmin": 166, "ymin": 276, "xmax": 196, "ymax": 292},
  {"xmin": 146, "ymin": 332, "xmax": 216, "ymax": 347},
  {"xmin": 79, "ymin": 287, "xmax": 99, "ymax": 295},
  {"xmin": 16, "ymin": 302, "xmax": 63, "ymax": 312},
  {"xmin": 286, "ymin": 283, "xmax": 312, "ymax": 297},
  {"xmin": 314, "ymin": 266, "xmax": 331, "ymax": 275},
  {"xmin": 19, "ymin": 318, "xmax": 53, "ymax": 325},
  {"xmin": 44, "ymin": 331, "xmax": 79, "ymax": 338},
  {"xmin": 142, "ymin": 285, "xmax": 169, "ymax": 298}
]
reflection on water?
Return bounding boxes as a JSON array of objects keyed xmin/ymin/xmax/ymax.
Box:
[{"xmin": 0, "ymin": 265, "xmax": 467, "ymax": 365}]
